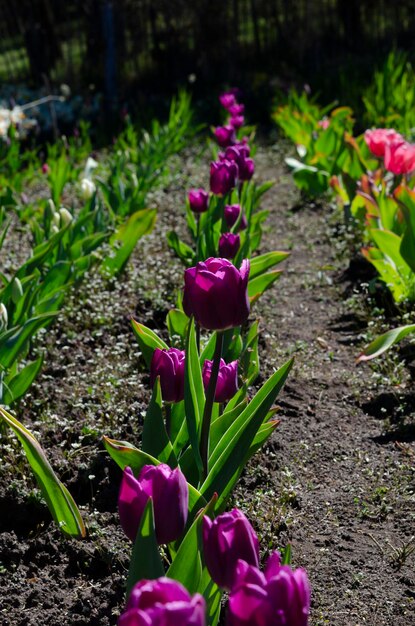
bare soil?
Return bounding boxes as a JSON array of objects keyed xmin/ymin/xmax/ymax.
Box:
[{"xmin": 1, "ymin": 142, "xmax": 414, "ymax": 626}]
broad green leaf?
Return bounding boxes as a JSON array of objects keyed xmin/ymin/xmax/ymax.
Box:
[
  {"xmin": 357, "ymin": 324, "xmax": 415, "ymax": 361},
  {"xmin": 102, "ymin": 208, "xmax": 157, "ymax": 276},
  {"xmin": 0, "ymin": 312, "xmax": 58, "ymax": 369},
  {"xmin": 167, "ymin": 308, "xmax": 189, "ymax": 343},
  {"xmin": 248, "ymin": 271, "xmax": 282, "ymax": 302},
  {"xmin": 0, "ymin": 407, "xmax": 86, "ymax": 538},
  {"xmin": 249, "ymin": 251, "xmax": 290, "ymax": 279},
  {"xmin": 166, "ymin": 497, "xmax": 216, "ymax": 593},
  {"xmin": 2, "ymin": 356, "xmax": 44, "ymax": 405},
  {"xmin": 167, "ymin": 231, "xmax": 195, "ymax": 265},
  {"xmin": 209, "ymin": 400, "xmax": 248, "ymax": 454},
  {"xmin": 200, "ymin": 358, "xmax": 293, "ymax": 508},
  {"xmin": 142, "ymin": 378, "xmax": 177, "ymax": 466},
  {"xmin": 126, "ymin": 499, "xmax": 164, "ymax": 597},
  {"xmin": 184, "ymin": 319, "xmax": 205, "ymax": 479},
  {"xmin": 131, "ymin": 319, "xmax": 168, "ymax": 367}
]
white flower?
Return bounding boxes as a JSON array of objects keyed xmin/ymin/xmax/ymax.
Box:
[
  {"xmin": 80, "ymin": 178, "xmax": 96, "ymax": 200},
  {"xmin": 84, "ymin": 157, "xmax": 98, "ymax": 179},
  {"xmin": 0, "ymin": 303, "xmax": 8, "ymax": 331},
  {"xmin": 59, "ymin": 207, "xmax": 73, "ymax": 226},
  {"xmin": 10, "ymin": 106, "xmax": 24, "ymax": 125}
]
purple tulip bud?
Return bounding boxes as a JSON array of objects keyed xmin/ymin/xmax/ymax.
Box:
[
  {"xmin": 150, "ymin": 348, "xmax": 185, "ymax": 403},
  {"xmin": 183, "ymin": 257, "xmax": 250, "ymax": 331},
  {"xmin": 227, "ymin": 552, "xmax": 311, "ymax": 626},
  {"xmin": 219, "ymin": 92, "xmax": 237, "ymax": 110},
  {"xmin": 202, "ymin": 509, "xmax": 259, "ymax": 589},
  {"xmin": 210, "ymin": 160, "xmax": 238, "ymax": 195},
  {"xmin": 188, "ymin": 188, "xmax": 209, "ymax": 214},
  {"xmin": 202, "ymin": 358, "xmax": 238, "ymax": 402},
  {"xmin": 118, "ymin": 465, "xmax": 188, "ymax": 544},
  {"xmin": 218, "ymin": 233, "xmax": 240, "ymax": 259},
  {"xmin": 41, "ymin": 163, "xmax": 50, "ymax": 175},
  {"xmin": 119, "ymin": 577, "xmax": 206, "ymax": 626},
  {"xmin": 214, "ymin": 125, "xmax": 236, "ymax": 148},
  {"xmin": 229, "ymin": 104, "xmax": 245, "ymax": 117},
  {"xmin": 224, "ymin": 204, "xmax": 248, "ymax": 231},
  {"xmin": 229, "ymin": 115, "xmax": 244, "ymax": 129}
]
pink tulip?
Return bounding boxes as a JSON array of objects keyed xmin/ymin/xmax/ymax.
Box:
[
  {"xmin": 364, "ymin": 128, "xmax": 404, "ymax": 158},
  {"xmin": 384, "ymin": 140, "xmax": 415, "ymax": 175}
]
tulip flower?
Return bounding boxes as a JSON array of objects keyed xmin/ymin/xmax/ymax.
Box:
[
  {"xmin": 218, "ymin": 233, "xmax": 241, "ymax": 259},
  {"xmin": 229, "ymin": 104, "xmax": 245, "ymax": 117},
  {"xmin": 41, "ymin": 163, "xmax": 50, "ymax": 175},
  {"xmin": 203, "ymin": 358, "xmax": 238, "ymax": 402},
  {"xmin": 227, "ymin": 552, "xmax": 311, "ymax": 626},
  {"xmin": 384, "ymin": 140, "xmax": 415, "ymax": 175},
  {"xmin": 202, "ymin": 509, "xmax": 259, "ymax": 589},
  {"xmin": 119, "ymin": 578, "xmax": 206, "ymax": 626},
  {"xmin": 364, "ymin": 128, "xmax": 404, "ymax": 158},
  {"xmin": 214, "ymin": 125, "xmax": 236, "ymax": 148},
  {"xmin": 210, "ymin": 160, "xmax": 238, "ymax": 195},
  {"xmin": 150, "ymin": 347, "xmax": 186, "ymax": 403},
  {"xmin": 118, "ymin": 465, "xmax": 188, "ymax": 544},
  {"xmin": 230, "ymin": 115, "xmax": 244, "ymax": 130},
  {"xmin": 188, "ymin": 188, "xmax": 209, "ymax": 214},
  {"xmin": 224, "ymin": 204, "xmax": 248, "ymax": 231},
  {"xmin": 219, "ymin": 92, "xmax": 237, "ymax": 110},
  {"xmin": 222, "ymin": 146, "xmax": 254, "ymax": 182},
  {"xmin": 183, "ymin": 257, "xmax": 250, "ymax": 331}
]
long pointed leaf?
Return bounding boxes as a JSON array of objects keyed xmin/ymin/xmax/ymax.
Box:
[{"xmin": 0, "ymin": 407, "xmax": 86, "ymax": 538}]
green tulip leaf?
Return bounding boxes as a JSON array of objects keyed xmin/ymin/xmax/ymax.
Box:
[
  {"xmin": 142, "ymin": 378, "xmax": 177, "ymax": 466},
  {"xmin": 357, "ymin": 324, "xmax": 415, "ymax": 361},
  {"xmin": 131, "ymin": 319, "xmax": 168, "ymax": 367},
  {"xmin": 0, "ymin": 407, "xmax": 86, "ymax": 539},
  {"xmin": 126, "ymin": 499, "xmax": 164, "ymax": 597}
]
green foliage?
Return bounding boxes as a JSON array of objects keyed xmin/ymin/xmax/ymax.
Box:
[
  {"xmin": 0, "ymin": 407, "xmax": 86, "ymax": 538},
  {"xmin": 363, "ymin": 50, "xmax": 415, "ymax": 137}
]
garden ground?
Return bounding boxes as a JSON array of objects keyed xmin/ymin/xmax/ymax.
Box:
[{"xmin": 0, "ymin": 140, "xmax": 414, "ymax": 625}]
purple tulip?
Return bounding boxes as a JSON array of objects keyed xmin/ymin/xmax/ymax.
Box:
[
  {"xmin": 202, "ymin": 509, "xmax": 259, "ymax": 589},
  {"xmin": 210, "ymin": 160, "xmax": 238, "ymax": 195},
  {"xmin": 183, "ymin": 257, "xmax": 250, "ymax": 331},
  {"xmin": 202, "ymin": 358, "xmax": 238, "ymax": 402},
  {"xmin": 150, "ymin": 348, "xmax": 185, "ymax": 403},
  {"xmin": 188, "ymin": 188, "xmax": 209, "ymax": 214},
  {"xmin": 219, "ymin": 92, "xmax": 237, "ymax": 110},
  {"xmin": 218, "ymin": 233, "xmax": 241, "ymax": 259},
  {"xmin": 119, "ymin": 578, "xmax": 206, "ymax": 626},
  {"xmin": 224, "ymin": 204, "xmax": 248, "ymax": 231},
  {"xmin": 214, "ymin": 125, "xmax": 236, "ymax": 148},
  {"xmin": 230, "ymin": 115, "xmax": 244, "ymax": 129},
  {"xmin": 229, "ymin": 104, "xmax": 245, "ymax": 117},
  {"xmin": 223, "ymin": 146, "xmax": 254, "ymax": 182},
  {"xmin": 118, "ymin": 464, "xmax": 188, "ymax": 544},
  {"xmin": 227, "ymin": 552, "xmax": 311, "ymax": 626}
]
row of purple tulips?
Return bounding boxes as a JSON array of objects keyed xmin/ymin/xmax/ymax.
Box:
[{"xmin": 110, "ymin": 90, "xmax": 311, "ymax": 626}]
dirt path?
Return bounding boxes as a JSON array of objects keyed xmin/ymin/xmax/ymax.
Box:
[
  {"xmin": 0, "ymin": 142, "xmax": 414, "ymax": 625},
  {"xmin": 239, "ymin": 146, "xmax": 415, "ymax": 626}
]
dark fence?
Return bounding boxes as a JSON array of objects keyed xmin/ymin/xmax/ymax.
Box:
[{"xmin": 1, "ymin": 0, "xmax": 415, "ymax": 103}]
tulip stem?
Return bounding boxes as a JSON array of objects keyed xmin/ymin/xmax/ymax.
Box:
[
  {"xmin": 200, "ymin": 331, "xmax": 224, "ymax": 482},
  {"xmin": 196, "ymin": 322, "xmax": 201, "ymax": 354},
  {"xmin": 165, "ymin": 404, "xmax": 172, "ymax": 439}
]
